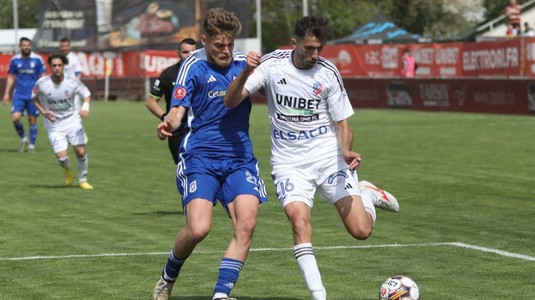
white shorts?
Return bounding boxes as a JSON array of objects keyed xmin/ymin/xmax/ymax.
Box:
[
  {"xmin": 271, "ymin": 156, "xmax": 361, "ymax": 208},
  {"xmin": 46, "ymin": 121, "xmax": 86, "ymax": 153}
]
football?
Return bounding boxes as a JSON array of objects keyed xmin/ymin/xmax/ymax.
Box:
[{"xmin": 378, "ymin": 275, "xmax": 420, "ymax": 300}]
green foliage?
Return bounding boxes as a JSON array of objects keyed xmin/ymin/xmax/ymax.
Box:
[
  {"xmin": 1, "ymin": 101, "xmax": 534, "ymax": 299},
  {"xmin": 0, "ymin": 0, "xmax": 39, "ymax": 29}
]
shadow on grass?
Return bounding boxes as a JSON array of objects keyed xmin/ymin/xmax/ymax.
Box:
[
  {"xmin": 133, "ymin": 210, "xmax": 183, "ymax": 216},
  {"xmin": 28, "ymin": 184, "xmax": 75, "ymax": 189},
  {"xmin": 0, "ymin": 148, "xmax": 21, "ymax": 153}
]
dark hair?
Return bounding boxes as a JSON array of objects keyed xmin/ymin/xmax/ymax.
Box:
[
  {"xmin": 47, "ymin": 53, "xmax": 69, "ymax": 66},
  {"xmin": 180, "ymin": 38, "xmax": 196, "ymax": 46},
  {"xmin": 294, "ymin": 16, "xmax": 331, "ymax": 43},
  {"xmin": 19, "ymin": 37, "xmax": 32, "ymax": 45},
  {"xmin": 178, "ymin": 38, "xmax": 197, "ymax": 50},
  {"xmin": 60, "ymin": 37, "xmax": 70, "ymax": 43}
]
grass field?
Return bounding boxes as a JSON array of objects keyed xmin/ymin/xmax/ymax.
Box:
[{"xmin": 0, "ymin": 101, "xmax": 534, "ymax": 299}]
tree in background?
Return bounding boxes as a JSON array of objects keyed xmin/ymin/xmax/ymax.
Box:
[
  {"xmin": 0, "ymin": 0, "xmax": 39, "ymax": 29},
  {"xmin": 0, "ymin": 0, "xmax": 524, "ymax": 50}
]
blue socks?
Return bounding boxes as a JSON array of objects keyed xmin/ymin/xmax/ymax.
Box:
[
  {"xmin": 29, "ymin": 125, "xmax": 38, "ymax": 145},
  {"xmin": 163, "ymin": 250, "xmax": 185, "ymax": 282},
  {"xmin": 14, "ymin": 122, "xmax": 25, "ymax": 139},
  {"xmin": 213, "ymin": 257, "xmax": 243, "ymax": 298}
]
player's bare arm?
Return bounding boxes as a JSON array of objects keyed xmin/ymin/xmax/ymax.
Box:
[
  {"xmin": 79, "ymin": 96, "xmax": 91, "ymax": 119},
  {"xmin": 336, "ymin": 118, "xmax": 361, "ymax": 171},
  {"xmin": 224, "ymin": 51, "xmax": 261, "ymax": 107},
  {"xmin": 32, "ymin": 96, "xmax": 56, "ymax": 122},
  {"xmin": 145, "ymin": 94, "xmax": 165, "ymax": 120},
  {"xmin": 157, "ymin": 105, "xmax": 186, "ymax": 140},
  {"xmin": 2, "ymin": 74, "xmax": 15, "ymax": 104}
]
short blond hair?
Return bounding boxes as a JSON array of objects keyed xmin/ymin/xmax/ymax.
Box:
[{"xmin": 202, "ymin": 8, "xmax": 242, "ymax": 37}]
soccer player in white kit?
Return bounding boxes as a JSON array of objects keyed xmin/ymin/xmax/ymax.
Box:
[
  {"xmin": 225, "ymin": 16, "xmax": 399, "ymax": 300},
  {"xmin": 32, "ymin": 53, "xmax": 94, "ymax": 190},
  {"xmin": 59, "ymin": 37, "xmax": 89, "ymax": 143}
]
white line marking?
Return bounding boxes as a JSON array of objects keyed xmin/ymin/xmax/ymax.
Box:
[
  {"xmin": 449, "ymin": 242, "xmax": 535, "ymax": 261},
  {"xmin": 1, "ymin": 242, "xmax": 533, "ymax": 262}
]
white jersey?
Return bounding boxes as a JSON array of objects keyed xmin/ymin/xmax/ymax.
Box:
[
  {"xmin": 32, "ymin": 75, "xmax": 91, "ymax": 129},
  {"xmin": 244, "ymin": 49, "xmax": 354, "ymax": 166},
  {"xmin": 64, "ymin": 52, "xmax": 82, "ymax": 78}
]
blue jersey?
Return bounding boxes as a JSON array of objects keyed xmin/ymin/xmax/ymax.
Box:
[
  {"xmin": 8, "ymin": 52, "xmax": 46, "ymax": 100},
  {"xmin": 171, "ymin": 49, "xmax": 253, "ymax": 158}
]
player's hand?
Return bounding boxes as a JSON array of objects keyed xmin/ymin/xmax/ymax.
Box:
[
  {"xmin": 2, "ymin": 95, "xmax": 10, "ymax": 105},
  {"xmin": 44, "ymin": 111, "xmax": 57, "ymax": 122},
  {"xmin": 157, "ymin": 120, "xmax": 173, "ymax": 140},
  {"xmin": 80, "ymin": 110, "xmax": 89, "ymax": 119},
  {"xmin": 344, "ymin": 150, "xmax": 362, "ymax": 171},
  {"xmin": 246, "ymin": 51, "xmax": 262, "ymax": 69}
]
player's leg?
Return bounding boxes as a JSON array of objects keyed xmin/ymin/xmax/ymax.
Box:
[
  {"xmin": 69, "ymin": 125, "xmax": 92, "ymax": 189},
  {"xmin": 333, "ymin": 195, "xmax": 374, "ymax": 239},
  {"xmin": 73, "ymin": 144, "xmax": 92, "ymax": 189},
  {"xmin": 273, "ymin": 165, "xmax": 326, "ymax": 300},
  {"xmin": 26, "ymin": 99, "xmax": 39, "ymax": 152},
  {"xmin": 154, "ymin": 199, "xmax": 214, "ymax": 300},
  {"xmin": 211, "ymin": 158, "xmax": 266, "ymax": 300},
  {"xmin": 154, "ymin": 155, "xmax": 219, "ymax": 300},
  {"xmin": 48, "ymin": 130, "xmax": 72, "ymax": 185},
  {"xmin": 316, "ymin": 157, "xmax": 375, "ymax": 240},
  {"xmin": 10, "ymin": 98, "xmax": 26, "ymax": 151},
  {"xmin": 285, "ymin": 202, "xmax": 327, "ymax": 300},
  {"xmin": 211, "ymin": 195, "xmax": 259, "ymax": 300}
]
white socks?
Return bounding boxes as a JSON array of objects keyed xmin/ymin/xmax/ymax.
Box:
[
  {"xmin": 77, "ymin": 154, "xmax": 88, "ymax": 182},
  {"xmin": 360, "ymin": 189, "xmax": 377, "ymax": 226},
  {"xmin": 294, "ymin": 243, "xmax": 327, "ymax": 300}
]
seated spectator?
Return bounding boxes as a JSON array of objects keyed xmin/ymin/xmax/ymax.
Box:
[{"xmin": 506, "ymin": 24, "xmax": 518, "ymax": 38}]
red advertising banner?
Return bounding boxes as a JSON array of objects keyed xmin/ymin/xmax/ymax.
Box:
[
  {"xmin": 344, "ymin": 78, "xmax": 534, "ymax": 115},
  {"xmin": 462, "ymin": 39, "xmax": 522, "ymax": 77},
  {"xmin": 3, "ymin": 38, "xmax": 535, "ymax": 79},
  {"xmin": 409, "ymin": 43, "xmax": 463, "ymax": 77},
  {"xmin": 524, "ymin": 38, "xmax": 535, "ymax": 76}
]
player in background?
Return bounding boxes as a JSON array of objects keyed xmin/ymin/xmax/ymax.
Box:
[
  {"xmin": 59, "ymin": 37, "xmax": 82, "ymax": 80},
  {"xmin": 32, "ymin": 53, "xmax": 94, "ymax": 190},
  {"xmin": 153, "ymin": 8, "xmax": 267, "ymax": 300},
  {"xmin": 224, "ymin": 16, "xmax": 399, "ymax": 300},
  {"xmin": 2, "ymin": 37, "xmax": 46, "ymax": 153},
  {"xmin": 146, "ymin": 38, "xmax": 198, "ymax": 164},
  {"xmin": 59, "ymin": 37, "xmax": 89, "ymax": 144}
]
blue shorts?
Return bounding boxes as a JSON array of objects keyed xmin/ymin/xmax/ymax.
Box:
[
  {"xmin": 12, "ymin": 97, "xmax": 39, "ymax": 117},
  {"xmin": 176, "ymin": 154, "xmax": 268, "ymax": 208}
]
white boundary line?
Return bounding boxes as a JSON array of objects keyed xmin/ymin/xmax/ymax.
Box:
[{"xmin": 1, "ymin": 242, "xmax": 534, "ymax": 262}]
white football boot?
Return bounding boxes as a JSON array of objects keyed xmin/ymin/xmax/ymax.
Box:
[{"xmin": 359, "ymin": 180, "xmax": 400, "ymax": 212}]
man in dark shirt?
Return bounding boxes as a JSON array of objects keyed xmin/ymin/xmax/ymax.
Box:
[{"xmin": 146, "ymin": 38, "xmax": 197, "ymax": 164}]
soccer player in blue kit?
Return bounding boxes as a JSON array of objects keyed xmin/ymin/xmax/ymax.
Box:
[
  {"xmin": 153, "ymin": 8, "xmax": 267, "ymax": 300},
  {"xmin": 2, "ymin": 37, "xmax": 46, "ymax": 152}
]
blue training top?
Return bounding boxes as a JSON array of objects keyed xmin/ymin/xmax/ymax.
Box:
[
  {"xmin": 171, "ymin": 49, "xmax": 253, "ymax": 158},
  {"xmin": 8, "ymin": 52, "xmax": 46, "ymax": 100}
]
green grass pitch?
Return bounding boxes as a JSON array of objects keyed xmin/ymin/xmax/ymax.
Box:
[{"xmin": 0, "ymin": 101, "xmax": 534, "ymax": 299}]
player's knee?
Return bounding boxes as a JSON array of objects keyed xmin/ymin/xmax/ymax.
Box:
[
  {"xmin": 289, "ymin": 217, "xmax": 311, "ymax": 237},
  {"xmin": 348, "ymin": 225, "xmax": 372, "ymax": 240},
  {"xmin": 187, "ymin": 224, "xmax": 211, "ymax": 242},
  {"xmin": 235, "ymin": 217, "xmax": 257, "ymax": 239}
]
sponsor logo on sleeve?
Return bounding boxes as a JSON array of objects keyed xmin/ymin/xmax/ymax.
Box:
[{"xmin": 173, "ymin": 86, "xmax": 186, "ymax": 100}]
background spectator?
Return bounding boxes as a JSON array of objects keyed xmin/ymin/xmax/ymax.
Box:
[{"xmin": 505, "ymin": 0, "xmax": 522, "ymax": 34}]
